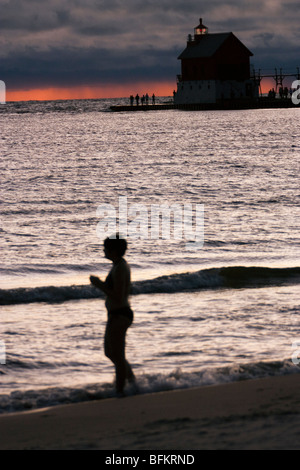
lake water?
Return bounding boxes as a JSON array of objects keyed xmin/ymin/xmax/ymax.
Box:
[{"xmin": 0, "ymin": 98, "xmax": 299, "ymax": 413}]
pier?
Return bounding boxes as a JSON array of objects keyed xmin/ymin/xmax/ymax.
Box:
[
  {"xmin": 110, "ymin": 98, "xmax": 299, "ymax": 112},
  {"xmin": 110, "ymin": 103, "xmax": 176, "ymax": 112}
]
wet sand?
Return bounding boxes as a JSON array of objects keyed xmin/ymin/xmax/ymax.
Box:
[{"xmin": 0, "ymin": 374, "xmax": 299, "ymax": 450}]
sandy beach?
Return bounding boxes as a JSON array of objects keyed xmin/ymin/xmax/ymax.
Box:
[{"xmin": 0, "ymin": 373, "xmax": 299, "ymax": 450}]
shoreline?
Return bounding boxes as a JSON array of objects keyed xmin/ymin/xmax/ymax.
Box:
[{"xmin": 0, "ymin": 373, "xmax": 299, "ymax": 450}]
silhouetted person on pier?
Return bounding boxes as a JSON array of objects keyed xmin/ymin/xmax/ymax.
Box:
[
  {"xmin": 135, "ymin": 94, "xmax": 139, "ymax": 106},
  {"xmin": 268, "ymin": 88, "xmax": 276, "ymax": 99},
  {"xmin": 130, "ymin": 95, "xmax": 134, "ymax": 106},
  {"xmin": 90, "ymin": 235, "xmax": 135, "ymax": 396},
  {"xmin": 145, "ymin": 93, "xmax": 149, "ymax": 105},
  {"xmin": 152, "ymin": 93, "xmax": 156, "ymax": 105}
]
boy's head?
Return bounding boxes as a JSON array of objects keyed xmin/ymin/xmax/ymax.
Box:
[{"xmin": 104, "ymin": 234, "xmax": 127, "ymax": 257}]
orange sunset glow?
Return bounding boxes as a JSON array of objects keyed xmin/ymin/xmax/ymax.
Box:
[
  {"xmin": 6, "ymin": 78, "xmax": 281, "ymax": 103},
  {"xmin": 6, "ymin": 80, "xmax": 176, "ymax": 102}
]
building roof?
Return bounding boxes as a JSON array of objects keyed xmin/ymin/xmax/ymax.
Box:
[{"xmin": 178, "ymin": 32, "xmax": 253, "ymax": 59}]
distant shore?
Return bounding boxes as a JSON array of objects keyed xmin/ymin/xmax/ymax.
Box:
[{"xmin": 0, "ymin": 373, "xmax": 299, "ymax": 450}]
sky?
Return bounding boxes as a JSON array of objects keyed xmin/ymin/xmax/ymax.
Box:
[{"xmin": 1, "ymin": 0, "xmax": 299, "ymax": 101}]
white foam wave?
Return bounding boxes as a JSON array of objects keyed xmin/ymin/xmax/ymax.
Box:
[{"xmin": 0, "ymin": 359, "xmax": 298, "ymax": 414}]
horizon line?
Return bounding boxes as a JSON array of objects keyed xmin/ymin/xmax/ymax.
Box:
[{"xmin": 5, "ymin": 80, "xmax": 177, "ymax": 103}]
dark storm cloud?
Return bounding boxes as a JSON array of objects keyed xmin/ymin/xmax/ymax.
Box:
[
  {"xmin": 0, "ymin": 0, "xmax": 299, "ymax": 90},
  {"xmin": 2, "ymin": 44, "xmax": 179, "ymax": 89}
]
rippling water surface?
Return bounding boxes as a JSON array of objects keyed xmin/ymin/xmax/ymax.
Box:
[{"xmin": 0, "ymin": 98, "xmax": 299, "ymax": 412}]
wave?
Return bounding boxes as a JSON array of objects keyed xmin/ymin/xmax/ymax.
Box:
[
  {"xmin": 1, "ymin": 266, "xmax": 299, "ymax": 306},
  {"xmin": 0, "ymin": 359, "xmax": 298, "ymax": 414},
  {"xmin": 0, "ymin": 263, "xmax": 100, "ymax": 276}
]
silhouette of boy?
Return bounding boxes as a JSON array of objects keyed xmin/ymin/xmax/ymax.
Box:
[{"xmin": 90, "ymin": 235, "xmax": 135, "ymax": 396}]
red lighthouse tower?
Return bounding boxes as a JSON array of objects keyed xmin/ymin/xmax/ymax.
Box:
[{"xmin": 174, "ymin": 18, "xmax": 258, "ymax": 104}]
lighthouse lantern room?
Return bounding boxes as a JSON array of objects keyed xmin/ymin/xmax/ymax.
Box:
[{"xmin": 194, "ymin": 18, "xmax": 208, "ymax": 38}]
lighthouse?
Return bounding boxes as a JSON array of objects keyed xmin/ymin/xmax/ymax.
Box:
[{"xmin": 174, "ymin": 19, "xmax": 259, "ymax": 105}]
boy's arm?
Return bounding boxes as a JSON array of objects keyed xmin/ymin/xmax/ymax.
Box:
[
  {"xmin": 90, "ymin": 275, "xmax": 112, "ymax": 295},
  {"xmin": 90, "ymin": 266, "xmax": 126, "ymax": 301}
]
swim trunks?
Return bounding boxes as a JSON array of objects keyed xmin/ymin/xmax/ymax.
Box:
[{"xmin": 108, "ymin": 306, "xmax": 134, "ymax": 323}]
